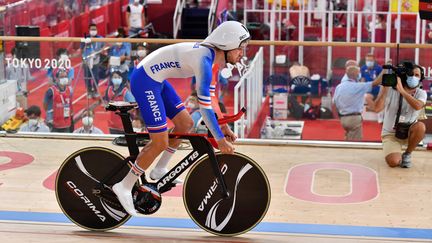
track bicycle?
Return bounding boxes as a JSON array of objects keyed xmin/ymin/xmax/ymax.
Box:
[{"xmin": 55, "ymin": 101, "xmax": 271, "ymax": 236}]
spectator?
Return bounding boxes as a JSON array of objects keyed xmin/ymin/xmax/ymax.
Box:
[
  {"xmin": 81, "ymin": 23, "xmax": 105, "ymax": 98},
  {"xmin": 73, "ymin": 110, "xmax": 103, "ymax": 134},
  {"xmin": 109, "ymin": 29, "xmax": 132, "ymax": 80},
  {"xmin": 429, "ymin": 30, "xmax": 432, "ymax": 42},
  {"xmin": 340, "ymin": 59, "xmax": 358, "ymax": 82},
  {"xmin": 103, "ymin": 71, "xmax": 136, "ymax": 134},
  {"xmin": 88, "ymin": 0, "xmax": 102, "ymax": 10},
  {"xmin": 63, "ymin": 0, "xmax": 80, "ymax": 19},
  {"xmin": 374, "ymin": 63, "xmax": 426, "ymax": 168},
  {"xmin": 185, "ymin": 90, "xmax": 226, "ymax": 134},
  {"xmin": 360, "ymin": 53, "xmax": 382, "ymax": 109},
  {"xmin": 6, "ymin": 47, "xmax": 34, "ymax": 109},
  {"xmin": 368, "ymin": 14, "xmax": 386, "ymax": 30},
  {"xmin": 43, "ymin": 68, "xmax": 74, "ymax": 133},
  {"xmin": 133, "ymin": 42, "xmax": 148, "ymax": 67},
  {"xmin": 289, "ymin": 61, "xmax": 310, "ymax": 79},
  {"xmin": 184, "ymin": 90, "xmax": 201, "ymax": 126},
  {"xmin": 333, "ymin": 65, "xmax": 382, "ymax": 140},
  {"xmin": 289, "ymin": 62, "xmax": 311, "ymax": 98},
  {"xmin": 126, "ymin": 0, "xmax": 146, "ymax": 37},
  {"xmin": 47, "ymin": 48, "xmax": 75, "ymax": 84},
  {"xmin": 218, "ymin": 72, "xmax": 229, "ymax": 104},
  {"xmin": 132, "ymin": 116, "xmax": 146, "ymax": 132},
  {"xmin": 19, "ymin": 105, "xmax": 50, "ymax": 133},
  {"xmin": 370, "ymin": 14, "xmax": 386, "ymax": 42}
]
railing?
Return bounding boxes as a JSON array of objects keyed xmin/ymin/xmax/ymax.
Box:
[
  {"xmin": 208, "ymin": 0, "xmax": 218, "ymax": 35},
  {"xmin": 0, "ymin": 36, "xmax": 431, "ymax": 143},
  {"xmin": 173, "ymin": 0, "xmax": 187, "ymax": 39},
  {"xmin": 242, "ymin": 0, "xmax": 432, "ymax": 78},
  {"xmin": 234, "ymin": 47, "xmax": 264, "ymax": 138}
]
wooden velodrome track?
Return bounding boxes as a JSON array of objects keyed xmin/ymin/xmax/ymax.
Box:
[{"xmin": 0, "ymin": 134, "xmax": 431, "ymax": 242}]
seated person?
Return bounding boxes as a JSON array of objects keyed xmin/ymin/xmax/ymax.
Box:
[
  {"xmin": 19, "ymin": 105, "xmax": 50, "ymax": 133},
  {"xmin": 103, "ymin": 71, "xmax": 136, "ymax": 134},
  {"xmin": 360, "ymin": 53, "xmax": 382, "ymax": 109},
  {"xmin": 73, "ymin": 110, "xmax": 104, "ymax": 134},
  {"xmin": 289, "ymin": 62, "xmax": 311, "ymax": 94},
  {"xmin": 289, "ymin": 62, "xmax": 310, "ymax": 79}
]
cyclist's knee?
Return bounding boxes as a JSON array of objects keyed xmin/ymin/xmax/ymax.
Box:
[
  {"xmin": 150, "ymin": 135, "xmax": 169, "ymax": 151},
  {"xmin": 180, "ymin": 116, "xmax": 194, "ymax": 132},
  {"xmin": 172, "ymin": 112, "xmax": 194, "ymax": 132}
]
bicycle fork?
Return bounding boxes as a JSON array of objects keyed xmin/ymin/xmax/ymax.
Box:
[{"xmin": 204, "ymin": 142, "xmax": 230, "ymax": 199}]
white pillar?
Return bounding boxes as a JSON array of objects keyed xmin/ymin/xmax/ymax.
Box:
[
  {"xmin": 298, "ymin": 0, "xmax": 305, "ymax": 65},
  {"xmin": 326, "ymin": 1, "xmax": 333, "ymax": 80},
  {"xmin": 396, "ymin": 0, "xmax": 401, "ymax": 43},
  {"xmin": 270, "ymin": 1, "xmax": 276, "ymax": 75},
  {"xmin": 385, "ymin": 2, "xmax": 392, "ymax": 62},
  {"xmin": 370, "ymin": 0, "xmax": 377, "ymax": 52},
  {"xmin": 415, "ymin": 14, "xmax": 421, "ymax": 64},
  {"xmin": 356, "ymin": 12, "xmax": 362, "ymax": 63}
]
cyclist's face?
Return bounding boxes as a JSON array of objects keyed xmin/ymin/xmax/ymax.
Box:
[{"xmin": 227, "ymin": 47, "xmax": 245, "ymax": 64}]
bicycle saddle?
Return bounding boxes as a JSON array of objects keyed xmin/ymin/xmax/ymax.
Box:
[{"xmin": 105, "ymin": 101, "xmax": 138, "ymax": 112}]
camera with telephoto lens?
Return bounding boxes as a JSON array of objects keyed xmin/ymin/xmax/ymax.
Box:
[{"xmin": 381, "ymin": 61, "xmax": 415, "ymax": 87}]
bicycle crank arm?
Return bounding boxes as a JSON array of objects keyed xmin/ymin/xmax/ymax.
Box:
[{"xmin": 92, "ymin": 187, "xmax": 123, "ymax": 209}]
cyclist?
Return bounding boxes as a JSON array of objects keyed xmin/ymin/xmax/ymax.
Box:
[{"xmin": 112, "ymin": 21, "xmax": 250, "ymax": 216}]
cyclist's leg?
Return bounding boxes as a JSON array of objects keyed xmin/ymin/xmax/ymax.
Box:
[
  {"xmin": 151, "ymin": 80, "xmax": 194, "ymax": 182},
  {"xmin": 113, "ymin": 69, "xmax": 169, "ymax": 216}
]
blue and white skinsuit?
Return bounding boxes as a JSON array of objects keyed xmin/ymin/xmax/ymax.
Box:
[{"xmin": 130, "ymin": 42, "xmax": 224, "ymax": 140}]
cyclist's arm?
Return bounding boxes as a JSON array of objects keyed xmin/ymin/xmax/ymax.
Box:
[
  {"xmin": 209, "ymin": 65, "xmax": 224, "ymax": 120},
  {"xmin": 209, "ymin": 68, "xmax": 236, "ymax": 140},
  {"xmin": 195, "ymin": 56, "xmax": 224, "ymax": 141}
]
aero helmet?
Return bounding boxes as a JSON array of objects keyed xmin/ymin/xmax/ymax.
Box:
[{"xmin": 201, "ymin": 21, "xmax": 250, "ymax": 51}]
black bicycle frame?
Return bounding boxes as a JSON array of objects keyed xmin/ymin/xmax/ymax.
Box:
[{"xmin": 110, "ymin": 109, "xmax": 230, "ymax": 197}]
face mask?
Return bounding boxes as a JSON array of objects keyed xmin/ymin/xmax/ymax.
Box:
[
  {"xmin": 28, "ymin": 118, "xmax": 38, "ymax": 127},
  {"xmin": 82, "ymin": 116, "xmax": 93, "ymax": 127},
  {"xmin": 187, "ymin": 98, "xmax": 198, "ymax": 109},
  {"xmin": 116, "ymin": 42, "xmax": 123, "ymax": 47},
  {"xmin": 137, "ymin": 50, "xmax": 147, "ymax": 57},
  {"xmin": 406, "ymin": 76, "xmax": 420, "ymax": 88},
  {"xmin": 89, "ymin": 30, "xmax": 97, "ymax": 37},
  {"xmin": 366, "ymin": 61, "xmax": 374, "ymax": 68},
  {"xmin": 112, "ymin": 78, "xmax": 122, "ymax": 86},
  {"xmin": 59, "ymin": 78, "xmax": 69, "ymax": 86},
  {"xmin": 60, "ymin": 54, "xmax": 69, "ymax": 61},
  {"xmin": 133, "ymin": 127, "xmax": 141, "ymax": 132},
  {"xmin": 134, "ymin": 0, "xmax": 140, "ymax": 3}
]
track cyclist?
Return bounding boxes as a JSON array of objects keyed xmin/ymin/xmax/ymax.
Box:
[{"xmin": 112, "ymin": 21, "xmax": 251, "ymax": 216}]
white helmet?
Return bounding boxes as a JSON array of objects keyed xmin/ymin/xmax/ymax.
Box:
[{"xmin": 201, "ymin": 21, "xmax": 250, "ymax": 51}]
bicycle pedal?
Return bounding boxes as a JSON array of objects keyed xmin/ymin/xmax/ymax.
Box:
[{"xmin": 133, "ymin": 183, "xmax": 162, "ymax": 215}]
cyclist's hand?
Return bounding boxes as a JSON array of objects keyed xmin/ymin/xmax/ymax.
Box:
[
  {"xmin": 221, "ymin": 124, "xmax": 237, "ymax": 143},
  {"xmin": 217, "ymin": 138, "xmax": 234, "ymax": 154}
]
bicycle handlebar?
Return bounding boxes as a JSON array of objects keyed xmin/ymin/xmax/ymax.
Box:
[
  {"xmin": 217, "ymin": 107, "xmax": 246, "ymax": 125},
  {"xmin": 206, "ymin": 107, "xmax": 246, "ymax": 149}
]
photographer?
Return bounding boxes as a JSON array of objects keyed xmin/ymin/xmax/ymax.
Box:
[{"xmin": 374, "ymin": 63, "xmax": 427, "ymax": 168}]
